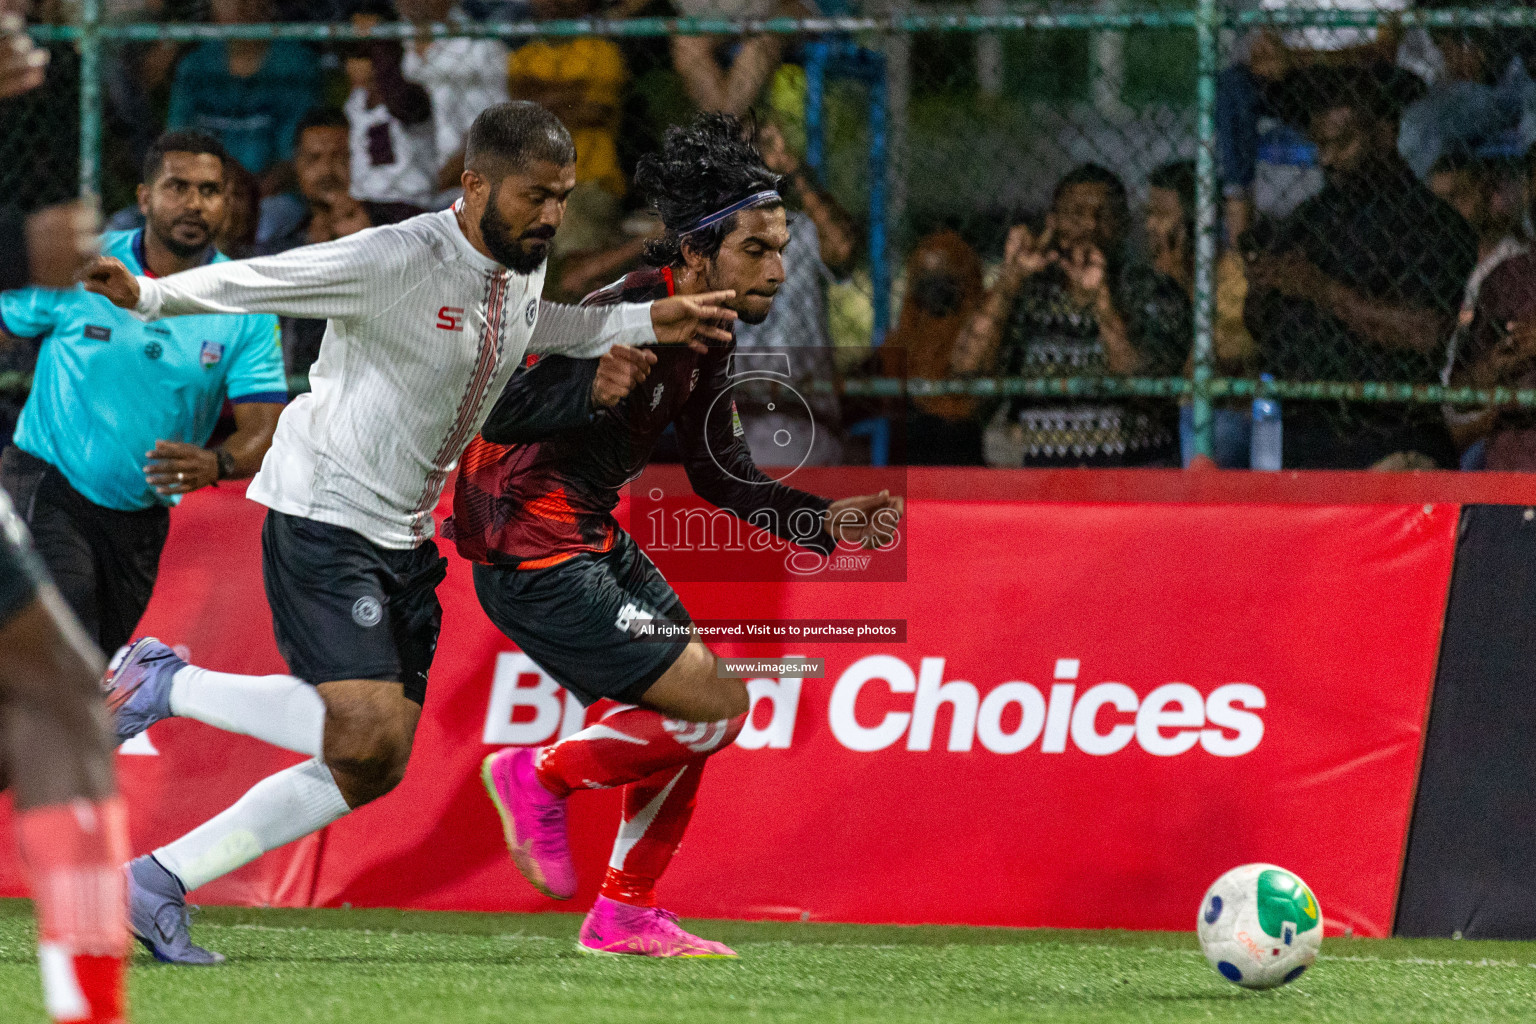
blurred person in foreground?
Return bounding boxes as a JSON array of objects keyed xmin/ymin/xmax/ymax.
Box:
[
  {"xmin": 1244, "ymin": 64, "xmax": 1477, "ymax": 469},
  {"xmin": 0, "ymin": 131, "xmax": 286, "ymax": 656},
  {"xmin": 453, "ymin": 113, "xmax": 901, "ymax": 957},
  {"xmin": 1142, "ymin": 160, "xmax": 1257, "ymax": 468},
  {"xmin": 257, "ymin": 107, "xmax": 425, "ymax": 377},
  {"xmin": 951, "ymin": 164, "xmax": 1188, "ymax": 468},
  {"xmin": 0, "ymin": 15, "xmax": 131, "ymax": 1024},
  {"xmin": 881, "ymin": 230, "xmax": 986, "ymax": 465}
]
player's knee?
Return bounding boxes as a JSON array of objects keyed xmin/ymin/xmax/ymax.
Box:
[
  {"xmin": 681, "ymin": 652, "xmax": 748, "ymax": 721},
  {"xmin": 322, "ymin": 719, "xmax": 415, "ymax": 805}
]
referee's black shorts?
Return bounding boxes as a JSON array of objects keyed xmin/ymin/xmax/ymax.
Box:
[
  {"xmin": 472, "ymin": 529, "xmax": 692, "ymax": 708},
  {"xmin": 0, "ymin": 446, "xmax": 169, "ymax": 654},
  {"xmin": 262, "ymin": 509, "xmax": 447, "ymax": 705},
  {"xmin": 0, "ymin": 488, "xmax": 44, "ymax": 629}
]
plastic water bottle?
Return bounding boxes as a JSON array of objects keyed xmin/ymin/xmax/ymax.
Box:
[{"xmin": 1250, "ymin": 374, "xmax": 1282, "ymax": 471}]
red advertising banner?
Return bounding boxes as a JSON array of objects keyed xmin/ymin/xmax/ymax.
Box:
[{"xmin": 0, "ymin": 470, "xmax": 1459, "ymax": 937}]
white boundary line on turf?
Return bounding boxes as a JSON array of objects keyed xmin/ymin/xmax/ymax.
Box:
[{"xmin": 216, "ymin": 925, "xmax": 1536, "ymax": 969}]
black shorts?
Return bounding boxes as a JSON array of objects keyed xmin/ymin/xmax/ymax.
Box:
[
  {"xmin": 262, "ymin": 509, "xmax": 447, "ymax": 705},
  {"xmin": 1, "ymin": 446, "xmax": 169, "ymax": 654},
  {"xmin": 472, "ymin": 530, "xmax": 691, "ymax": 707},
  {"xmin": 0, "ymin": 487, "xmax": 44, "ymax": 628}
]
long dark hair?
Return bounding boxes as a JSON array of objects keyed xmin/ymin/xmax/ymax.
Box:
[{"xmin": 634, "ymin": 113, "xmax": 785, "ymax": 268}]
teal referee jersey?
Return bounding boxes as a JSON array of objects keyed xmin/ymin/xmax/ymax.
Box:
[{"xmin": 0, "ymin": 230, "xmax": 285, "ymax": 511}]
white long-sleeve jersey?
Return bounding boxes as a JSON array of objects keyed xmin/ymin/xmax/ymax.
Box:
[{"xmin": 134, "ymin": 207, "xmax": 656, "ymax": 548}]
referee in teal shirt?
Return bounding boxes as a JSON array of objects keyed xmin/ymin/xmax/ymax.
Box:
[{"xmin": 0, "ymin": 131, "xmax": 285, "ymax": 655}]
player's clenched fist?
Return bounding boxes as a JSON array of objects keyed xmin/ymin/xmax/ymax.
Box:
[
  {"xmin": 825, "ymin": 489, "xmax": 906, "ymax": 550},
  {"xmin": 649, "ymin": 289, "xmax": 737, "ymax": 353},
  {"xmin": 592, "ymin": 344, "xmax": 658, "ymax": 408},
  {"xmin": 80, "ymin": 255, "xmax": 141, "ymax": 309}
]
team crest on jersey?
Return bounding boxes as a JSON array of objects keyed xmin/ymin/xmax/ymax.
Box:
[
  {"xmin": 143, "ymin": 341, "xmax": 163, "ymax": 361},
  {"xmin": 650, "ymin": 384, "xmax": 665, "ymax": 410},
  {"xmin": 525, "ymin": 299, "xmax": 538, "ymax": 326},
  {"xmin": 199, "ymin": 341, "xmax": 224, "ymax": 368}
]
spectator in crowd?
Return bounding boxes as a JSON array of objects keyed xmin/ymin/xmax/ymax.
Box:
[
  {"xmin": 1244, "ymin": 64, "xmax": 1478, "ymax": 469},
  {"xmin": 1427, "ymin": 152, "xmax": 1525, "ymax": 275},
  {"xmin": 506, "ymin": 10, "xmax": 631, "ymax": 285},
  {"xmin": 0, "ymin": 131, "xmax": 285, "ymax": 654},
  {"xmin": 257, "ymin": 107, "xmax": 424, "ymax": 377},
  {"xmin": 1142, "ymin": 160, "xmax": 1257, "ymax": 467},
  {"xmin": 951, "ymin": 164, "xmax": 1188, "ymax": 468},
  {"xmin": 1217, "ymin": 0, "xmax": 1419, "ymax": 244},
  {"xmin": 730, "ymin": 120, "xmax": 856, "ymax": 466},
  {"xmin": 1442, "ymin": 145, "xmax": 1536, "ymax": 468},
  {"xmin": 882, "ymin": 230, "xmax": 986, "ymax": 465},
  {"xmin": 669, "ymin": 0, "xmax": 790, "ymax": 118},
  {"xmin": 343, "ymin": 4, "xmax": 438, "ymax": 209},
  {"xmin": 399, "ymin": 0, "xmax": 510, "ymax": 202},
  {"xmin": 1443, "ymin": 251, "xmax": 1536, "ymax": 469},
  {"xmin": 165, "ymin": 0, "xmax": 320, "ymax": 179},
  {"xmin": 1399, "ymin": 9, "xmax": 1536, "ymax": 180}
]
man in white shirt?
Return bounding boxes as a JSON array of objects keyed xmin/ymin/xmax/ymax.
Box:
[
  {"xmin": 79, "ymin": 101, "xmax": 735, "ymax": 965},
  {"xmin": 398, "ymin": 0, "xmax": 510, "ymax": 203}
]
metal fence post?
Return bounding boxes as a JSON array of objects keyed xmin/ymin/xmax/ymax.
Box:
[
  {"xmin": 1191, "ymin": 0, "xmax": 1219, "ymax": 461},
  {"xmin": 77, "ymin": 0, "xmax": 102, "ymax": 204}
]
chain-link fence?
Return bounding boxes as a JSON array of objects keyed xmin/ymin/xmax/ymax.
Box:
[{"xmin": 10, "ymin": 2, "xmax": 1536, "ymax": 470}]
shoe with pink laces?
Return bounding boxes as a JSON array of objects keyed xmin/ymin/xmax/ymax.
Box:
[
  {"xmin": 480, "ymin": 747, "xmax": 577, "ymax": 900},
  {"xmin": 577, "ymin": 896, "xmax": 738, "ymax": 958}
]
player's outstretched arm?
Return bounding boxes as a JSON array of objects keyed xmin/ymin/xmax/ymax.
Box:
[
  {"xmin": 530, "ymin": 290, "xmax": 736, "ymax": 359},
  {"xmin": 83, "ymin": 226, "xmax": 411, "ymax": 322}
]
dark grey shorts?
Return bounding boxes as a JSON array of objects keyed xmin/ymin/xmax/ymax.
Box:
[
  {"xmin": 262, "ymin": 509, "xmax": 447, "ymax": 705},
  {"xmin": 472, "ymin": 530, "xmax": 691, "ymax": 707}
]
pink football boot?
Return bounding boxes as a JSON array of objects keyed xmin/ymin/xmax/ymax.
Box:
[
  {"xmin": 480, "ymin": 747, "xmax": 577, "ymax": 900},
  {"xmin": 577, "ymin": 896, "xmax": 737, "ymax": 958}
]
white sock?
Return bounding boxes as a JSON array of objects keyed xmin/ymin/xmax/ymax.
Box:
[
  {"xmin": 170, "ymin": 666, "xmax": 325, "ymax": 756},
  {"xmin": 153, "ymin": 759, "xmax": 350, "ymax": 892}
]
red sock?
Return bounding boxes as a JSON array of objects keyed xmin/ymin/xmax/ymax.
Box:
[
  {"xmin": 599, "ymin": 761, "xmax": 706, "ymax": 907},
  {"xmin": 16, "ymin": 797, "xmax": 131, "ymax": 1024},
  {"xmin": 533, "ymin": 708, "xmax": 744, "ymax": 798}
]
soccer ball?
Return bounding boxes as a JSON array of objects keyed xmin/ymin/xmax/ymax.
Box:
[{"xmin": 1197, "ymin": 863, "xmax": 1322, "ymax": 989}]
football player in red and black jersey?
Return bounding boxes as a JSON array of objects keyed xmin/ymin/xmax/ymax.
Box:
[{"xmin": 450, "ymin": 113, "xmax": 902, "ymax": 958}]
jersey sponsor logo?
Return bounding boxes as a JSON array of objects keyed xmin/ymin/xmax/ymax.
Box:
[
  {"xmin": 649, "ymin": 383, "xmax": 665, "ymax": 410},
  {"xmin": 436, "ymin": 306, "xmax": 466, "ymax": 332},
  {"xmin": 143, "ymin": 341, "xmax": 163, "ymax": 361},
  {"xmin": 525, "ymin": 299, "xmax": 538, "ymax": 326},
  {"xmin": 83, "ymin": 324, "xmax": 111, "ymax": 341},
  {"xmin": 199, "ymin": 341, "xmax": 224, "ymax": 368},
  {"xmin": 351, "ymin": 596, "xmax": 384, "ymax": 628}
]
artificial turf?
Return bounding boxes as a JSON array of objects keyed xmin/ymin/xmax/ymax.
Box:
[{"xmin": 2, "ymin": 898, "xmax": 1534, "ymax": 1023}]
